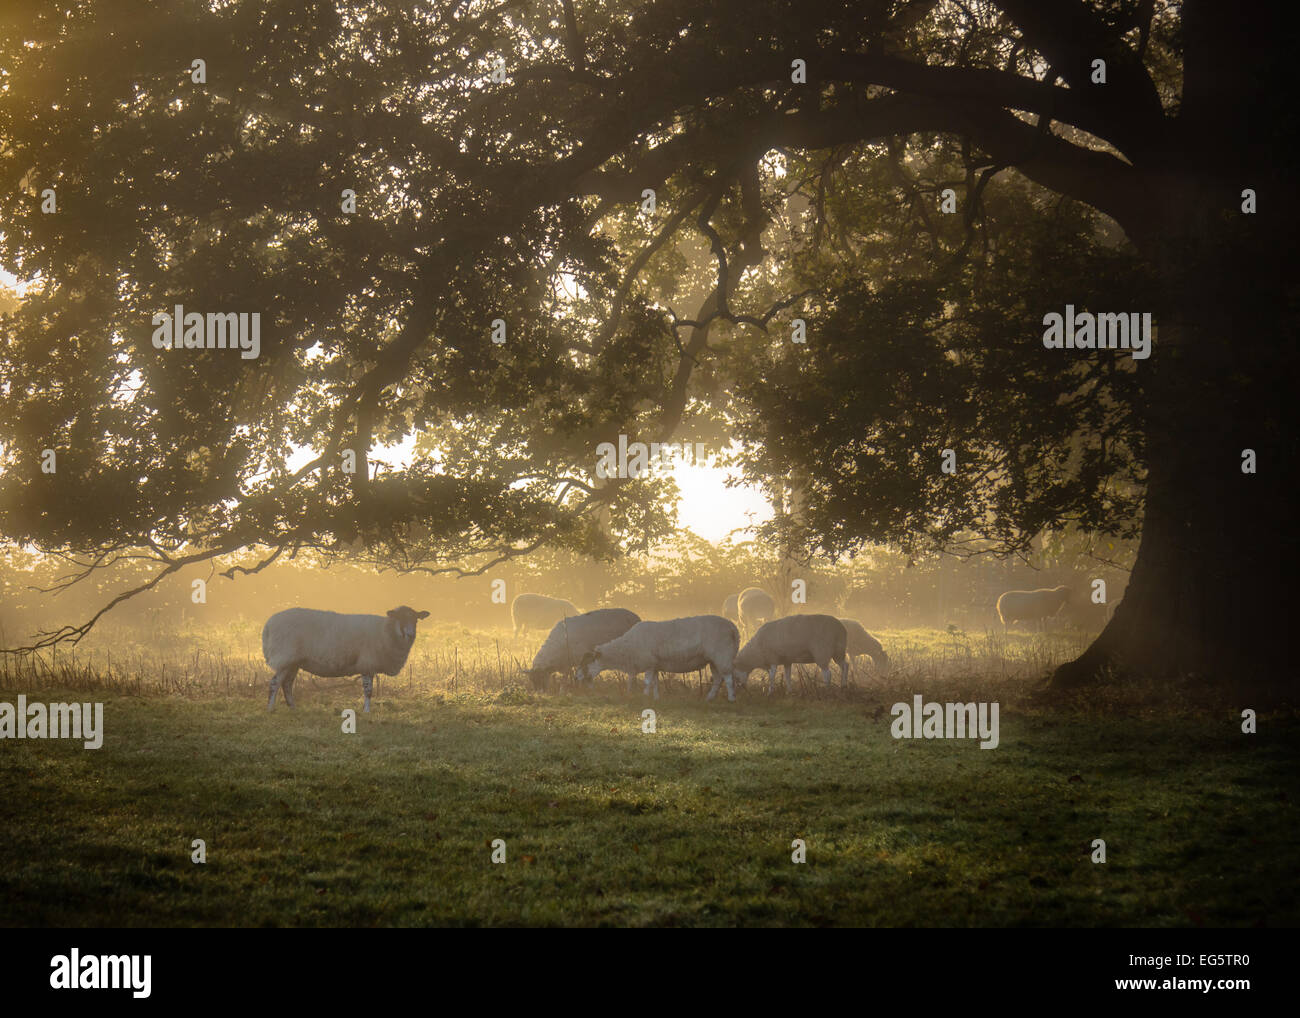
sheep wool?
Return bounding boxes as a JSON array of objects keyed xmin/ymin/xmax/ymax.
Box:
[
  {"xmin": 996, "ymin": 586, "xmax": 1071, "ymax": 627},
  {"xmin": 511, "ymin": 593, "xmax": 581, "ymax": 635},
  {"xmin": 263, "ymin": 605, "xmax": 430, "ymax": 713},
  {"xmin": 839, "ymin": 619, "xmax": 890, "ymax": 673},
  {"xmin": 579, "ymin": 615, "xmax": 741, "ymax": 702},
  {"xmin": 737, "ymin": 587, "xmax": 776, "ymax": 631},
  {"xmin": 734, "ymin": 614, "xmax": 850, "ymax": 693},
  {"xmin": 526, "ymin": 608, "xmax": 640, "ymax": 690}
]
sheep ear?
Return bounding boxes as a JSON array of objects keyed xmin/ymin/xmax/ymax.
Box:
[
  {"xmin": 386, "ymin": 609, "xmax": 398, "ymax": 619},
  {"xmin": 416, "ymin": 610, "xmax": 430, "ymax": 619}
]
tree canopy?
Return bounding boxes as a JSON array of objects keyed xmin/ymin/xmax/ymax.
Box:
[{"xmin": 1, "ymin": 1, "xmax": 1293, "ymax": 682}]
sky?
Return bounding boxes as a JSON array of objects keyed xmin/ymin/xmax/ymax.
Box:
[{"xmin": 662, "ymin": 457, "xmax": 773, "ymax": 541}]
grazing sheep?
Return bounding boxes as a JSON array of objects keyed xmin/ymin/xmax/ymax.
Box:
[
  {"xmin": 839, "ymin": 618, "xmax": 890, "ymax": 673},
  {"xmin": 577, "ymin": 615, "xmax": 741, "ymax": 702},
  {"xmin": 511, "ymin": 593, "xmax": 580, "ymax": 636},
  {"xmin": 722, "ymin": 593, "xmax": 740, "ymax": 624},
  {"xmin": 263, "ymin": 606, "xmax": 430, "ymax": 712},
  {"xmin": 524, "ymin": 608, "xmax": 641, "ymax": 691},
  {"xmin": 737, "ymin": 586, "xmax": 776, "ymax": 631},
  {"xmin": 996, "ymin": 585, "xmax": 1071, "ymax": 629},
  {"xmin": 733, "ymin": 614, "xmax": 850, "ymax": 694}
]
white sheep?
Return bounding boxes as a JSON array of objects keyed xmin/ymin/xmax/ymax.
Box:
[
  {"xmin": 838, "ymin": 618, "xmax": 890, "ymax": 673},
  {"xmin": 722, "ymin": 593, "xmax": 740, "ymax": 624},
  {"xmin": 511, "ymin": 593, "xmax": 580, "ymax": 636},
  {"xmin": 524, "ymin": 608, "xmax": 641, "ymax": 690},
  {"xmin": 996, "ymin": 585, "xmax": 1071, "ymax": 629},
  {"xmin": 733, "ymin": 614, "xmax": 850, "ymax": 694},
  {"xmin": 737, "ymin": 586, "xmax": 776, "ymax": 631},
  {"xmin": 263, "ymin": 605, "xmax": 430, "ymax": 712},
  {"xmin": 577, "ymin": 615, "xmax": 741, "ymax": 702}
]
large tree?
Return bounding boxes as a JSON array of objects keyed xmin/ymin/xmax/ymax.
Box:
[{"xmin": 0, "ymin": 1, "xmax": 1294, "ymax": 688}]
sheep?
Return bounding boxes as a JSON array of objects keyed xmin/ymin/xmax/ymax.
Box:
[
  {"xmin": 511, "ymin": 593, "xmax": 580, "ymax": 636},
  {"xmin": 996, "ymin": 585, "xmax": 1071, "ymax": 630},
  {"xmin": 737, "ymin": 586, "xmax": 776, "ymax": 632},
  {"xmin": 523, "ymin": 608, "xmax": 641, "ymax": 691},
  {"xmin": 576, "ymin": 615, "xmax": 741, "ymax": 702},
  {"xmin": 839, "ymin": 618, "xmax": 890, "ymax": 673},
  {"xmin": 722, "ymin": 593, "xmax": 740, "ymax": 624},
  {"xmin": 733, "ymin": 614, "xmax": 850, "ymax": 694},
  {"xmin": 263, "ymin": 606, "xmax": 430, "ymax": 712}
]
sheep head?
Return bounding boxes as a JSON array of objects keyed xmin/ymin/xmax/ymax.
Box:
[
  {"xmin": 576, "ymin": 648, "xmax": 601, "ymax": 682},
  {"xmin": 387, "ymin": 606, "xmax": 431, "ymax": 642}
]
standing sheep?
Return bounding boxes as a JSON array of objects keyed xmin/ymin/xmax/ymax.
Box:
[
  {"xmin": 734, "ymin": 615, "xmax": 850, "ymax": 694},
  {"xmin": 263, "ymin": 606, "xmax": 430, "ymax": 712},
  {"xmin": 511, "ymin": 593, "xmax": 580, "ymax": 636},
  {"xmin": 737, "ymin": 586, "xmax": 776, "ymax": 632},
  {"xmin": 577, "ymin": 615, "xmax": 741, "ymax": 702},
  {"xmin": 996, "ymin": 585, "xmax": 1071, "ymax": 630},
  {"xmin": 722, "ymin": 593, "xmax": 740, "ymax": 625},
  {"xmin": 839, "ymin": 619, "xmax": 890, "ymax": 673},
  {"xmin": 524, "ymin": 608, "xmax": 641, "ymax": 691}
]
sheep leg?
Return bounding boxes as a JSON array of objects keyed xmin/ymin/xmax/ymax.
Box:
[
  {"xmin": 724, "ymin": 672, "xmax": 735, "ymax": 702},
  {"xmin": 361, "ymin": 674, "xmax": 374, "ymax": 712},
  {"xmin": 783, "ymin": 664, "xmax": 793, "ymax": 693},
  {"xmin": 838, "ymin": 653, "xmax": 850, "ymax": 688},
  {"xmin": 267, "ymin": 667, "xmax": 291, "ymax": 710},
  {"xmin": 280, "ymin": 668, "xmax": 300, "ymax": 708},
  {"xmin": 766, "ymin": 665, "xmax": 778, "ymax": 695},
  {"xmin": 705, "ymin": 667, "xmax": 723, "ymax": 701},
  {"xmin": 820, "ymin": 663, "xmax": 832, "ymax": 685}
]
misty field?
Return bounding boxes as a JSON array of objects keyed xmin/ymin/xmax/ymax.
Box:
[{"xmin": 1, "ymin": 625, "xmax": 1295, "ymax": 927}]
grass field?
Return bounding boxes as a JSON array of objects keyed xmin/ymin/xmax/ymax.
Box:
[{"xmin": 1, "ymin": 623, "xmax": 1296, "ymax": 926}]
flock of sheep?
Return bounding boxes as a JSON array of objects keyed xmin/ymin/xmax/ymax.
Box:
[
  {"xmin": 517, "ymin": 590, "xmax": 890, "ymax": 702},
  {"xmin": 261, "ymin": 584, "xmax": 1073, "ymax": 712}
]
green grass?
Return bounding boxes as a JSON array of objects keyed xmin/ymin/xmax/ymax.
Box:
[{"xmin": 1, "ymin": 676, "xmax": 1295, "ymax": 927}]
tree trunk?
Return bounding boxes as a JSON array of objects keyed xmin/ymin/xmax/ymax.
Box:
[
  {"xmin": 1051, "ymin": 207, "xmax": 1297, "ymax": 692},
  {"xmin": 1050, "ymin": 1, "xmax": 1298, "ymax": 693}
]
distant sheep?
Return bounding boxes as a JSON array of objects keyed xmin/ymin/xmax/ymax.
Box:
[
  {"xmin": 722, "ymin": 593, "xmax": 740, "ymax": 624},
  {"xmin": 734, "ymin": 614, "xmax": 850, "ymax": 694},
  {"xmin": 263, "ymin": 606, "xmax": 429, "ymax": 712},
  {"xmin": 839, "ymin": 619, "xmax": 890, "ymax": 673},
  {"xmin": 511, "ymin": 593, "xmax": 580, "ymax": 636},
  {"xmin": 577, "ymin": 615, "xmax": 741, "ymax": 702},
  {"xmin": 737, "ymin": 587, "xmax": 776, "ymax": 631},
  {"xmin": 524, "ymin": 608, "xmax": 641, "ymax": 691},
  {"xmin": 996, "ymin": 585, "xmax": 1071, "ymax": 629}
]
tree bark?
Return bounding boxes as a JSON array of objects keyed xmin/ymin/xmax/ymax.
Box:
[
  {"xmin": 1050, "ymin": 1, "xmax": 1298, "ymax": 692},
  {"xmin": 1052, "ymin": 180, "xmax": 1296, "ymax": 687}
]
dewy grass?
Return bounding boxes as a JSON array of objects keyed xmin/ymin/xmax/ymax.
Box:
[{"xmin": 0, "ymin": 622, "xmax": 1295, "ymax": 927}]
